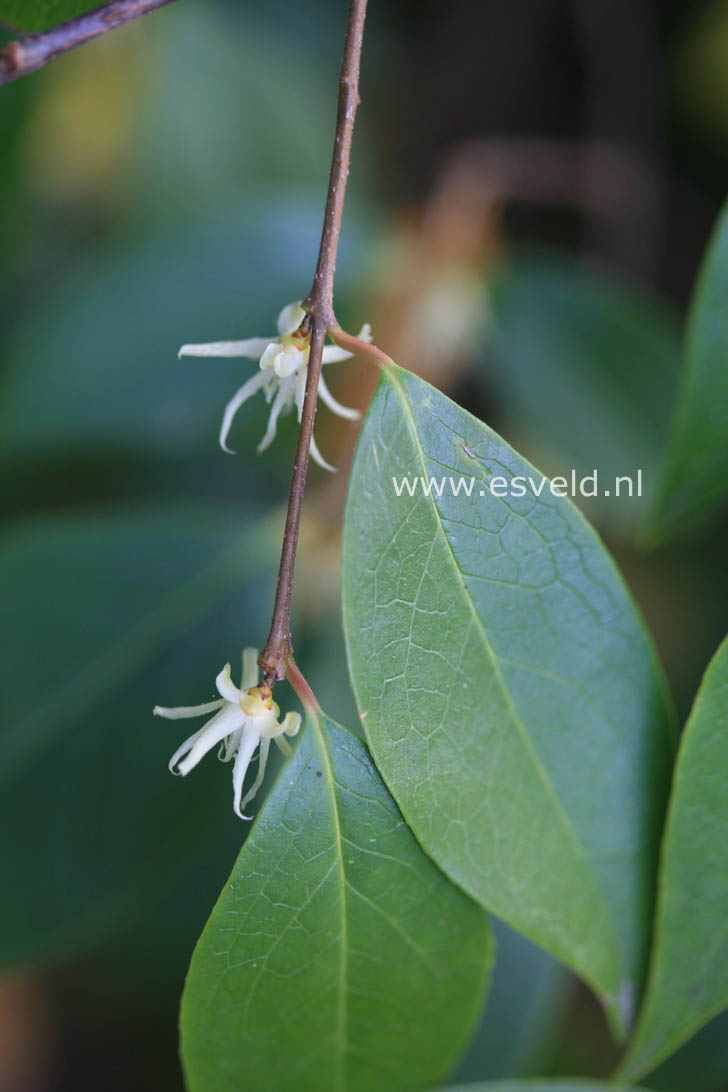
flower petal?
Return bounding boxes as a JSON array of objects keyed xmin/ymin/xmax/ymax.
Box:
[
  {"xmin": 179, "ymin": 337, "xmax": 273, "ymax": 360},
  {"xmin": 241, "ymin": 648, "xmax": 259, "ymax": 690},
  {"xmin": 281, "ymin": 711, "xmax": 302, "ymax": 737},
  {"xmin": 216, "ymin": 663, "xmax": 241, "ymax": 703},
  {"xmin": 294, "ymin": 369, "xmax": 307, "ymax": 422},
  {"xmin": 174, "ymin": 704, "xmax": 246, "ymax": 777},
  {"xmin": 321, "ymin": 345, "xmax": 354, "ymax": 364},
  {"xmin": 309, "ymin": 431, "xmax": 337, "ymax": 473},
  {"xmin": 274, "ymin": 347, "xmax": 306, "ymax": 379},
  {"xmin": 259, "ymin": 342, "xmax": 282, "ymax": 372},
  {"xmin": 232, "ymin": 723, "xmax": 263, "ymax": 819},
  {"xmin": 168, "ymin": 725, "xmax": 209, "ymax": 774},
  {"xmin": 276, "ymin": 301, "xmax": 306, "ymax": 337},
  {"xmin": 219, "ymin": 369, "xmax": 269, "ymax": 453},
  {"xmin": 219, "ymin": 725, "xmax": 244, "ymax": 763},
  {"xmin": 257, "ymin": 380, "xmax": 291, "ymax": 454},
  {"xmin": 317, "ymin": 371, "xmax": 360, "ymax": 420},
  {"xmin": 239, "ymin": 736, "xmax": 271, "ymax": 814},
  {"xmin": 153, "ymin": 698, "xmax": 225, "ymax": 720}
]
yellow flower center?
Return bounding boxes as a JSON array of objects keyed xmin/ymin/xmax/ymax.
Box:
[
  {"xmin": 240, "ymin": 685, "xmax": 280, "ymax": 719},
  {"xmin": 279, "ymin": 327, "xmax": 310, "ymax": 354}
]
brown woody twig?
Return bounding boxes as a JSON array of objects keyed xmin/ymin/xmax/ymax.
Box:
[
  {"xmin": 0, "ymin": 0, "xmax": 175, "ymax": 86},
  {"xmin": 259, "ymin": 0, "xmax": 368, "ymax": 689}
]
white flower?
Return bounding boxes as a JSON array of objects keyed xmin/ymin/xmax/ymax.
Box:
[
  {"xmin": 179, "ymin": 301, "xmax": 372, "ymax": 472},
  {"xmin": 153, "ymin": 648, "xmax": 301, "ymax": 820}
]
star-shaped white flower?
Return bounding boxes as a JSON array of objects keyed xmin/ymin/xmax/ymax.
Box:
[
  {"xmin": 154, "ymin": 648, "xmax": 301, "ymax": 820},
  {"xmin": 179, "ymin": 301, "xmax": 372, "ymax": 472}
]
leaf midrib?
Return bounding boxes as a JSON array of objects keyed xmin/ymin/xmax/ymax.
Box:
[
  {"xmin": 382, "ymin": 366, "xmax": 622, "ymax": 992},
  {"xmin": 311, "ymin": 716, "xmax": 349, "ymax": 1092}
]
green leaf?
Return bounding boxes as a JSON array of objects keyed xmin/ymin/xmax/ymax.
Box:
[
  {"xmin": 481, "ymin": 254, "xmax": 681, "ymax": 532},
  {"xmin": 455, "ymin": 920, "xmax": 569, "ymax": 1081},
  {"xmin": 650, "ymin": 200, "xmax": 728, "ymax": 537},
  {"xmin": 342, "ymin": 365, "xmax": 674, "ymax": 1037},
  {"xmin": 441, "ymin": 1083, "xmax": 648, "ymax": 1092},
  {"xmin": 0, "ymin": 507, "xmax": 277, "ymax": 969},
  {"xmin": 619, "ymin": 636, "xmax": 728, "ymax": 1080},
  {"xmin": 181, "ymin": 714, "xmax": 492, "ymax": 1092},
  {"xmin": 0, "ymin": 2, "xmax": 98, "ymax": 33}
]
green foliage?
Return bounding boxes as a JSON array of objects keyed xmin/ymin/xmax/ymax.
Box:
[
  {"xmin": 0, "ymin": 507, "xmax": 276, "ymax": 968},
  {"xmin": 1, "ymin": 4, "xmax": 726, "ymax": 1086},
  {"xmin": 0, "ymin": 1, "xmax": 96, "ymax": 33},
  {"xmin": 482, "ymin": 255, "xmax": 681, "ymax": 531},
  {"xmin": 181, "ymin": 714, "xmax": 491, "ymax": 1092},
  {"xmin": 0, "ymin": 202, "xmax": 356, "ymax": 460},
  {"xmin": 443, "ymin": 1084, "xmax": 647, "ymax": 1092},
  {"xmin": 130, "ymin": 4, "xmax": 341, "ymax": 219},
  {"xmin": 620, "ymin": 637, "xmax": 728, "ymax": 1080},
  {"xmin": 342, "ymin": 364, "xmax": 674, "ymax": 1037},
  {"xmin": 650, "ymin": 200, "xmax": 728, "ymax": 538}
]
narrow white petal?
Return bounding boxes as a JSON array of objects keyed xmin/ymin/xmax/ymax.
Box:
[
  {"xmin": 240, "ymin": 736, "xmax": 271, "ymax": 813},
  {"xmin": 274, "ymin": 347, "xmax": 307, "ymax": 379},
  {"xmin": 357, "ymin": 322, "xmax": 373, "ymax": 343},
  {"xmin": 259, "ymin": 342, "xmax": 282, "ymax": 372},
  {"xmin": 321, "ymin": 345, "xmax": 353, "ymax": 364},
  {"xmin": 232, "ymin": 723, "xmax": 263, "ymax": 819},
  {"xmin": 241, "ymin": 647, "xmax": 259, "ymax": 690},
  {"xmin": 257, "ymin": 380, "xmax": 290, "ymax": 453},
  {"xmin": 216, "ymin": 663, "xmax": 242, "ymax": 703},
  {"xmin": 281, "ymin": 711, "xmax": 302, "ymax": 737},
  {"xmin": 178, "ymin": 337, "xmax": 272, "ymax": 360},
  {"xmin": 309, "ymin": 431, "xmax": 337, "ymax": 473},
  {"xmin": 219, "ymin": 725, "xmax": 244, "ymax": 763},
  {"xmin": 154, "ymin": 698, "xmax": 225, "ymax": 720},
  {"xmin": 168, "ymin": 725, "xmax": 208, "ymax": 774},
  {"xmin": 219, "ymin": 369, "xmax": 268, "ymax": 453},
  {"xmin": 294, "ymin": 369, "xmax": 307, "ymax": 422},
  {"xmin": 277, "ymin": 301, "xmax": 306, "ymax": 336},
  {"xmin": 175, "ymin": 704, "xmax": 246, "ymax": 776},
  {"xmin": 317, "ymin": 371, "xmax": 360, "ymax": 420}
]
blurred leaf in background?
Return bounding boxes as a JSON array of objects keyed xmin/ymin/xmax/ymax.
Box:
[
  {"xmin": 649, "ymin": 201, "xmax": 728, "ymax": 540},
  {"xmin": 455, "ymin": 921, "xmax": 571, "ymax": 1083},
  {"xmin": 479, "ymin": 253, "xmax": 681, "ymax": 535},
  {"xmin": 1, "ymin": 0, "xmax": 727, "ymax": 1090},
  {"xmin": 0, "ymin": 508, "xmax": 277, "ymax": 969},
  {"xmin": 0, "ymin": 6, "xmax": 377, "ymax": 1088}
]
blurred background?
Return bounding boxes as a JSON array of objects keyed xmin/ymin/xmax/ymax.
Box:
[{"xmin": 1, "ymin": 1, "xmax": 727, "ymax": 1089}]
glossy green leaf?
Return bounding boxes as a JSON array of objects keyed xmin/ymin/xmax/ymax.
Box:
[
  {"xmin": 342, "ymin": 365, "xmax": 674, "ymax": 1036},
  {"xmin": 0, "ymin": 2, "xmax": 100, "ymax": 33},
  {"xmin": 181, "ymin": 714, "xmax": 492, "ymax": 1092},
  {"xmin": 619, "ymin": 636, "xmax": 728, "ymax": 1080},
  {"xmin": 651, "ymin": 200, "xmax": 728, "ymax": 537},
  {"xmin": 481, "ymin": 254, "xmax": 680, "ymax": 531},
  {"xmin": 0, "ymin": 507, "xmax": 276, "ymax": 968}
]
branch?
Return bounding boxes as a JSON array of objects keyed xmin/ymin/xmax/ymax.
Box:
[
  {"xmin": 260, "ymin": 0, "xmax": 368, "ymax": 684},
  {"xmin": 0, "ymin": 0, "xmax": 175, "ymax": 86}
]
